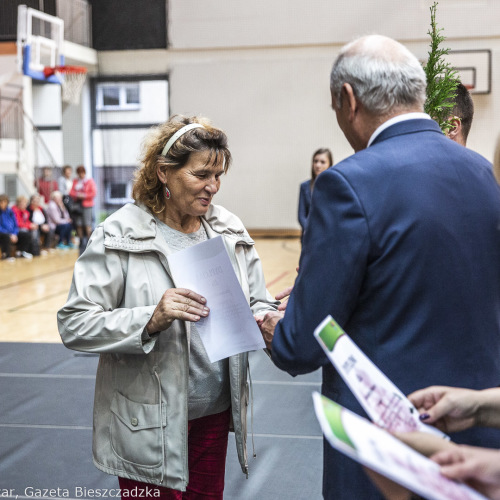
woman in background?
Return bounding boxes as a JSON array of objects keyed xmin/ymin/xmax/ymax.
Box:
[
  {"xmin": 298, "ymin": 148, "xmax": 333, "ymax": 242},
  {"xmin": 69, "ymin": 165, "xmax": 96, "ymax": 254},
  {"xmin": 58, "ymin": 165, "xmax": 73, "ymax": 197},
  {"xmin": 28, "ymin": 194, "xmax": 52, "ymax": 255},
  {"xmin": 493, "ymin": 134, "xmax": 500, "ymax": 185}
]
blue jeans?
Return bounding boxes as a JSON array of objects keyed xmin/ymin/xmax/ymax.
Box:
[{"xmin": 55, "ymin": 223, "xmax": 73, "ymax": 245}]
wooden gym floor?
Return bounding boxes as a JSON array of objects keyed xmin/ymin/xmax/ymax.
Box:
[{"xmin": 0, "ymin": 237, "xmax": 301, "ymax": 343}]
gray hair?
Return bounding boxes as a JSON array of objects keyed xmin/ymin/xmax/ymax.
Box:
[{"xmin": 330, "ymin": 35, "xmax": 427, "ymax": 115}]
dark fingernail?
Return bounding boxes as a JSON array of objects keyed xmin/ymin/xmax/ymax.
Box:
[{"xmin": 419, "ymin": 413, "xmax": 430, "ymax": 421}]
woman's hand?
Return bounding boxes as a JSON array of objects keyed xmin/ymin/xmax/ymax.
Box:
[
  {"xmin": 146, "ymin": 288, "xmax": 209, "ymax": 334},
  {"xmin": 392, "ymin": 431, "xmax": 458, "ymax": 457},
  {"xmin": 408, "ymin": 386, "xmax": 488, "ymax": 434},
  {"xmin": 432, "ymin": 446, "xmax": 500, "ymax": 500}
]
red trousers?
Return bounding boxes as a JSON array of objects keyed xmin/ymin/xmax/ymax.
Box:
[{"xmin": 119, "ymin": 408, "xmax": 230, "ymax": 500}]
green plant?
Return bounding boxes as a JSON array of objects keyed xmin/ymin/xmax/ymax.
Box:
[{"xmin": 423, "ymin": 2, "xmax": 459, "ymax": 133}]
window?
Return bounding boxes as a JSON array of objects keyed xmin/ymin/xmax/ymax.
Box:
[
  {"xmin": 5, "ymin": 174, "xmax": 17, "ymax": 200},
  {"xmin": 96, "ymin": 83, "xmax": 140, "ymax": 111},
  {"xmin": 105, "ymin": 181, "xmax": 133, "ymax": 205}
]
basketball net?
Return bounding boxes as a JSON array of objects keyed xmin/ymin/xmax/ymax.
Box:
[{"xmin": 43, "ymin": 66, "xmax": 87, "ymax": 105}]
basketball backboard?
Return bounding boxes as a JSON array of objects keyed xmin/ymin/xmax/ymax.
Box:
[
  {"xmin": 17, "ymin": 4, "xmax": 64, "ymax": 84},
  {"xmin": 446, "ymin": 50, "xmax": 492, "ymax": 94}
]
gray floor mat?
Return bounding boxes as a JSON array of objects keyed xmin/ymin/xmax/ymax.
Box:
[{"xmin": 0, "ymin": 344, "xmax": 322, "ymax": 499}]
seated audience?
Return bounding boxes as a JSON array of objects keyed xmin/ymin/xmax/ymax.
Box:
[
  {"xmin": 0, "ymin": 194, "xmax": 18, "ymax": 261},
  {"xmin": 46, "ymin": 191, "xmax": 74, "ymax": 249},
  {"xmin": 11, "ymin": 195, "xmax": 34, "ymax": 259},
  {"xmin": 28, "ymin": 194, "xmax": 52, "ymax": 255}
]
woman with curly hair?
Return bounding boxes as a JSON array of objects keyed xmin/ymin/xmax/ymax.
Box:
[{"xmin": 57, "ymin": 115, "xmax": 278, "ymax": 499}]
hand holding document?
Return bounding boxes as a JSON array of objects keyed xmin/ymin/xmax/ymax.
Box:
[
  {"xmin": 312, "ymin": 393, "xmax": 488, "ymax": 500},
  {"xmin": 167, "ymin": 236, "xmax": 265, "ymax": 362},
  {"xmin": 314, "ymin": 316, "xmax": 447, "ymax": 438}
]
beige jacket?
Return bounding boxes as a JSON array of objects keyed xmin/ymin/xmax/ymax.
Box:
[{"xmin": 57, "ymin": 202, "xmax": 278, "ymax": 490}]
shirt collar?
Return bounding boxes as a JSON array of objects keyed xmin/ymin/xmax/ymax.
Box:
[{"xmin": 367, "ymin": 112, "xmax": 432, "ymax": 148}]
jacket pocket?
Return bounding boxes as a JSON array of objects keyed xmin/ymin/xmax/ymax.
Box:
[{"xmin": 110, "ymin": 391, "xmax": 166, "ymax": 468}]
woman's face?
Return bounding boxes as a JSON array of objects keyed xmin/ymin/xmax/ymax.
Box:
[
  {"xmin": 160, "ymin": 150, "xmax": 224, "ymax": 218},
  {"xmin": 312, "ymin": 153, "xmax": 330, "ymax": 177},
  {"xmin": 17, "ymin": 199, "xmax": 27, "ymax": 210},
  {"xmin": 31, "ymin": 196, "xmax": 40, "ymax": 208}
]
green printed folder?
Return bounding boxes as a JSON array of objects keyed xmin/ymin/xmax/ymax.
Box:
[{"xmin": 315, "ymin": 316, "xmax": 345, "ymax": 351}]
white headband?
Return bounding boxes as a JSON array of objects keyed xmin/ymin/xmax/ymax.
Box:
[{"xmin": 161, "ymin": 123, "xmax": 204, "ymax": 157}]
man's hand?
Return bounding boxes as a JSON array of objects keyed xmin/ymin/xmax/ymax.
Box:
[
  {"xmin": 275, "ymin": 266, "xmax": 299, "ymax": 311},
  {"xmin": 256, "ymin": 311, "xmax": 284, "ymax": 350},
  {"xmin": 276, "ymin": 285, "xmax": 293, "ymax": 311}
]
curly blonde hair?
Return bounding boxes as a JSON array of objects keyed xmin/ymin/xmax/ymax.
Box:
[{"xmin": 132, "ymin": 115, "xmax": 232, "ymax": 214}]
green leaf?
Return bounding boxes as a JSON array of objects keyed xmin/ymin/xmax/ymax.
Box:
[{"xmin": 423, "ymin": 2, "xmax": 459, "ymax": 133}]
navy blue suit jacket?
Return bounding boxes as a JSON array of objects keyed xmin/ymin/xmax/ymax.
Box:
[
  {"xmin": 298, "ymin": 179, "xmax": 312, "ymax": 232},
  {"xmin": 272, "ymin": 119, "xmax": 500, "ymax": 499}
]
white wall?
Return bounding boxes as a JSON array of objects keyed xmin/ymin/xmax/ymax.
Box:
[
  {"xmin": 96, "ymin": 1, "xmax": 500, "ymax": 230},
  {"xmin": 95, "ymin": 80, "xmax": 169, "ymax": 126},
  {"xmin": 32, "ymin": 83, "xmax": 62, "ymax": 126},
  {"xmin": 93, "ymin": 128, "xmax": 149, "ymax": 167},
  {"xmin": 32, "ymin": 83, "xmax": 64, "ymax": 168},
  {"xmin": 62, "ymin": 91, "xmax": 85, "ymax": 168},
  {"xmin": 169, "ymin": 0, "xmax": 500, "ymax": 48}
]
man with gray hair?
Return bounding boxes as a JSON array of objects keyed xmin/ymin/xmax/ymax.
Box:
[{"xmin": 258, "ymin": 35, "xmax": 500, "ymax": 499}]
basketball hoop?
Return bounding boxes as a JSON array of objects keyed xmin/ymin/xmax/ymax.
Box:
[{"xmin": 43, "ymin": 65, "xmax": 87, "ymax": 105}]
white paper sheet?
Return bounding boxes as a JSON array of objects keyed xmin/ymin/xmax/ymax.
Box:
[
  {"xmin": 166, "ymin": 235, "xmax": 265, "ymax": 362},
  {"xmin": 313, "ymin": 393, "xmax": 487, "ymax": 500},
  {"xmin": 314, "ymin": 315, "xmax": 447, "ymax": 438}
]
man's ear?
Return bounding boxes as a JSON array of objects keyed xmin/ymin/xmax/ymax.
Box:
[
  {"xmin": 342, "ymin": 83, "xmax": 358, "ymax": 121},
  {"xmin": 447, "ymin": 117, "xmax": 462, "ymax": 141}
]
